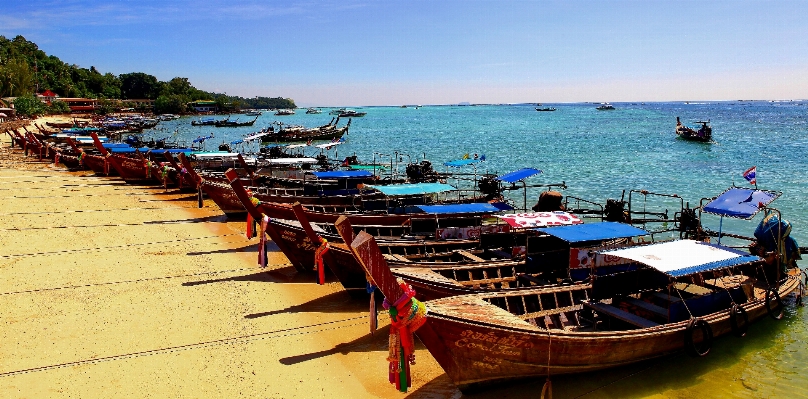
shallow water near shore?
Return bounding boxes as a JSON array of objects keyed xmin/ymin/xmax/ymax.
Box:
[{"xmin": 88, "ymin": 102, "xmax": 808, "ymax": 397}]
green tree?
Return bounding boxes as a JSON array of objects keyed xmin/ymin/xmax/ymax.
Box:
[
  {"xmin": 120, "ymin": 72, "xmax": 160, "ymax": 99},
  {"xmin": 12, "ymin": 94, "xmax": 46, "ymax": 117},
  {"xmin": 0, "ymin": 58, "xmax": 34, "ymax": 97},
  {"xmin": 155, "ymin": 94, "xmax": 188, "ymax": 114},
  {"xmin": 47, "ymin": 99, "xmax": 70, "ymax": 114}
]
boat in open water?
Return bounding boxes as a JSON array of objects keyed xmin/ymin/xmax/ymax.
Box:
[{"xmin": 676, "ymin": 117, "xmax": 712, "ymax": 142}]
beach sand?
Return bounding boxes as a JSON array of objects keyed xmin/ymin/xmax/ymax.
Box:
[{"xmin": 0, "ymin": 126, "xmax": 467, "ymax": 398}]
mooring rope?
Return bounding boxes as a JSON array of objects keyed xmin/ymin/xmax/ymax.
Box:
[
  {"xmin": 0, "ymin": 316, "xmax": 366, "ymax": 378},
  {"xmin": 0, "ymin": 265, "xmax": 266, "ymax": 295},
  {"xmin": 0, "ymin": 233, "xmax": 242, "ymax": 259}
]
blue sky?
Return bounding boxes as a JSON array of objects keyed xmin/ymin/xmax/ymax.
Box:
[{"xmin": 2, "ymin": 0, "xmax": 807, "ymax": 106}]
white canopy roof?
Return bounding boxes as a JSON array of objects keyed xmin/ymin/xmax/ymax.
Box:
[
  {"xmin": 266, "ymin": 157, "xmax": 318, "ymax": 164},
  {"xmin": 597, "ymin": 240, "xmax": 759, "ymax": 277}
]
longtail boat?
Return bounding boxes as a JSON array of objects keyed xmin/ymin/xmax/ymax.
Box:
[{"xmin": 347, "ymin": 187, "xmax": 805, "ymax": 393}]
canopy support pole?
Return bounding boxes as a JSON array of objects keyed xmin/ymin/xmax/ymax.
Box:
[{"xmin": 717, "ymin": 216, "xmax": 724, "ymax": 245}]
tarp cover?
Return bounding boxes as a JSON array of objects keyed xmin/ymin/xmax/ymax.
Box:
[
  {"xmin": 597, "ymin": 240, "xmax": 759, "ymax": 277},
  {"xmin": 109, "ymin": 147, "xmax": 150, "ymax": 153},
  {"xmin": 365, "ymin": 182, "xmax": 456, "ymax": 196},
  {"xmin": 266, "ymin": 157, "xmax": 318, "ymax": 164},
  {"xmin": 702, "ymin": 187, "xmax": 780, "ymax": 219},
  {"xmin": 537, "ymin": 221, "xmax": 648, "ymax": 242},
  {"xmin": 349, "ymin": 165, "xmax": 386, "ymax": 171},
  {"xmin": 496, "ymin": 212, "xmax": 583, "ymax": 229},
  {"xmin": 150, "ymin": 148, "xmax": 195, "ymax": 154},
  {"xmin": 315, "ymin": 141, "xmax": 344, "ymax": 149},
  {"xmin": 443, "ymin": 159, "xmax": 480, "ymax": 167},
  {"xmin": 496, "ymin": 168, "xmax": 541, "ymax": 183},
  {"xmin": 311, "ymin": 170, "xmax": 373, "ymax": 179},
  {"xmin": 102, "ymin": 143, "xmax": 132, "ymax": 148},
  {"xmin": 193, "ymin": 152, "xmax": 240, "ymax": 159},
  {"xmin": 416, "ymin": 203, "xmax": 501, "ymax": 214}
]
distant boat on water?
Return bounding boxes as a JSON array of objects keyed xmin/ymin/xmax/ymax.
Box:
[
  {"xmin": 305, "ymin": 108, "xmax": 322, "ymax": 114},
  {"xmin": 596, "ymin": 103, "xmax": 616, "ymax": 110},
  {"xmin": 275, "ymin": 109, "xmax": 295, "ymax": 116},
  {"xmin": 535, "ymin": 107, "xmax": 556, "ymax": 112},
  {"xmin": 339, "ymin": 109, "xmax": 366, "ymax": 117},
  {"xmin": 244, "ymin": 110, "xmax": 262, "ymax": 116}
]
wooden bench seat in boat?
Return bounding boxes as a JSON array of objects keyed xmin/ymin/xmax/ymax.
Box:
[
  {"xmin": 517, "ymin": 273, "xmax": 551, "ymax": 286},
  {"xmin": 673, "ymin": 282, "xmax": 713, "ymax": 296},
  {"xmin": 456, "ymin": 250, "xmax": 486, "ymax": 262},
  {"xmin": 650, "ymin": 292, "xmax": 682, "ymax": 304},
  {"xmin": 584, "ymin": 302, "xmax": 659, "ymax": 329},
  {"xmin": 621, "ymin": 297, "xmax": 669, "ymax": 319}
]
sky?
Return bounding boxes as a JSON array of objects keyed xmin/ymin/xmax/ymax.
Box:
[{"xmin": 2, "ymin": 0, "xmax": 807, "ymax": 106}]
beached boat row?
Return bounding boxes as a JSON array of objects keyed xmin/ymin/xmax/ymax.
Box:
[{"xmin": 2, "ymin": 122, "xmax": 805, "ymax": 395}]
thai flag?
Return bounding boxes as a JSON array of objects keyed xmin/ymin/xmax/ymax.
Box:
[{"xmin": 743, "ymin": 166, "xmax": 756, "ymax": 185}]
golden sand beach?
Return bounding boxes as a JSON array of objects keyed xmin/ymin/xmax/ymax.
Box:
[{"xmin": 0, "ymin": 123, "xmax": 467, "ymax": 398}]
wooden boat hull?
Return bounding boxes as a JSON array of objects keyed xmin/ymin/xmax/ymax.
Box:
[
  {"xmin": 418, "ymin": 275, "xmax": 800, "ymax": 390},
  {"xmin": 202, "ymin": 179, "xmax": 249, "ymax": 217},
  {"xmin": 82, "ymin": 154, "xmax": 116, "ymax": 176},
  {"xmin": 106, "ymin": 155, "xmax": 157, "ymax": 184}
]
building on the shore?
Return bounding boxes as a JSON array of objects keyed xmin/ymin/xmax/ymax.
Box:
[
  {"xmin": 37, "ymin": 90, "xmax": 59, "ymax": 105},
  {"xmin": 60, "ymin": 98, "xmax": 99, "ymax": 113},
  {"xmin": 188, "ymin": 100, "xmax": 217, "ymax": 113}
]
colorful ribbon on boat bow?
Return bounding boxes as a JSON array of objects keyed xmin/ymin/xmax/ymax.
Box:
[
  {"xmin": 314, "ymin": 238, "xmax": 330, "ymax": 285},
  {"xmin": 384, "ymin": 278, "xmax": 427, "ymax": 392},
  {"xmin": 257, "ymin": 214, "xmax": 269, "ymax": 267},
  {"xmin": 77, "ymin": 151, "xmax": 85, "ymax": 167}
]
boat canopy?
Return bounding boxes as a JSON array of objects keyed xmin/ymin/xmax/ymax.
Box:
[
  {"xmin": 192, "ymin": 152, "xmax": 241, "ymax": 160},
  {"xmin": 266, "ymin": 157, "xmax": 318, "ymax": 164},
  {"xmin": 416, "ymin": 203, "xmax": 502, "ymax": 214},
  {"xmin": 286, "ymin": 143, "xmax": 308, "ymax": 149},
  {"xmin": 149, "ymin": 148, "xmax": 195, "ymax": 155},
  {"xmin": 348, "ymin": 165, "xmax": 386, "ymax": 171},
  {"xmin": 444, "ymin": 159, "xmax": 480, "ymax": 167},
  {"xmin": 596, "ymin": 240, "xmax": 760, "ymax": 277},
  {"xmin": 496, "ymin": 168, "xmax": 541, "ymax": 183},
  {"xmin": 230, "ymin": 139, "xmax": 244, "ymax": 145},
  {"xmin": 243, "ymin": 132, "xmax": 270, "ymax": 142},
  {"xmin": 102, "ymin": 143, "xmax": 132, "ymax": 148},
  {"xmin": 192, "ymin": 135, "xmax": 214, "ymax": 143},
  {"xmin": 316, "ymin": 141, "xmax": 344, "ymax": 149},
  {"xmin": 311, "ymin": 170, "xmax": 373, "ymax": 179},
  {"xmin": 108, "ymin": 147, "xmax": 151, "ymax": 153},
  {"xmin": 537, "ymin": 221, "xmax": 648, "ymax": 243},
  {"xmin": 365, "ymin": 182, "xmax": 456, "ymax": 196},
  {"xmin": 702, "ymin": 187, "xmax": 780, "ymax": 219}
]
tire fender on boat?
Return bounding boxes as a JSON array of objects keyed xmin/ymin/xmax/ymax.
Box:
[
  {"xmin": 729, "ymin": 304, "xmax": 749, "ymax": 337},
  {"xmin": 684, "ymin": 318, "xmax": 713, "ymax": 357},
  {"xmin": 765, "ymin": 288, "xmax": 783, "ymax": 320}
]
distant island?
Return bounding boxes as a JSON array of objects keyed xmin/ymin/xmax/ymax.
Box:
[{"xmin": 0, "ymin": 35, "xmax": 295, "ymax": 116}]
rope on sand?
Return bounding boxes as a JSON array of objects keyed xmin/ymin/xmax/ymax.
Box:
[
  {"xmin": 0, "ymin": 233, "xmax": 242, "ymax": 259},
  {"xmin": 0, "ymin": 316, "xmax": 367, "ymax": 377},
  {"xmin": 0, "ymin": 265, "xmax": 269, "ymax": 295}
]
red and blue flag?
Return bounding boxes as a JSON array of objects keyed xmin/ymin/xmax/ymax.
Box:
[{"xmin": 743, "ymin": 166, "xmax": 756, "ymax": 185}]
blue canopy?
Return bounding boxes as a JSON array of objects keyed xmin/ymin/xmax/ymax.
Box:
[
  {"xmin": 149, "ymin": 148, "xmax": 195, "ymax": 155},
  {"xmin": 230, "ymin": 139, "xmax": 244, "ymax": 145},
  {"xmin": 109, "ymin": 147, "xmax": 150, "ymax": 153},
  {"xmin": 416, "ymin": 203, "xmax": 502, "ymax": 214},
  {"xmin": 102, "ymin": 143, "xmax": 132, "ymax": 148},
  {"xmin": 311, "ymin": 170, "xmax": 373, "ymax": 179},
  {"xmin": 702, "ymin": 187, "xmax": 780, "ymax": 219},
  {"xmin": 193, "ymin": 135, "xmax": 214, "ymax": 143},
  {"xmin": 496, "ymin": 168, "xmax": 541, "ymax": 183},
  {"xmin": 537, "ymin": 222, "xmax": 649, "ymax": 243},
  {"xmin": 444, "ymin": 159, "xmax": 481, "ymax": 167},
  {"xmin": 366, "ymin": 182, "xmax": 456, "ymax": 196}
]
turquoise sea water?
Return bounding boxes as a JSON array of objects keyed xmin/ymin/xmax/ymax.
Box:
[{"xmin": 150, "ymin": 102, "xmax": 807, "ymax": 398}]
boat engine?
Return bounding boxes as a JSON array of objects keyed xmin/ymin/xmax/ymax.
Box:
[
  {"xmin": 406, "ymin": 160, "xmax": 439, "ymax": 183},
  {"xmin": 678, "ymin": 207, "xmax": 702, "ymax": 239},
  {"xmin": 219, "ymin": 143, "xmax": 232, "ymax": 152},
  {"xmin": 478, "ymin": 174, "xmax": 503, "ymax": 200},
  {"xmin": 604, "ymin": 199, "xmax": 630, "ymax": 223},
  {"xmin": 315, "ymin": 154, "xmax": 329, "ymax": 167},
  {"xmin": 532, "ymin": 190, "xmax": 565, "ymax": 212}
]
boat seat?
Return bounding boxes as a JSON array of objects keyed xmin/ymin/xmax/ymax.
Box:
[
  {"xmin": 650, "ymin": 292, "xmax": 682, "ymax": 304},
  {"xmin": 456, "ymin": 250, "xmax": 486, "ymax": 262},
  {"xmin": 517, "ymin": 273, "xmax": 550, "ymax": 286},
  {"xmin": 584, "ymin": 302, "xmax": 659, "ymax": 329},
  {"xmin": 673, "ymin": 283, "xmax": 713, "ymax": 296},
  {"xmin": 621, "ymin": 297, "xmax": 669, "ymax": 319}
]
